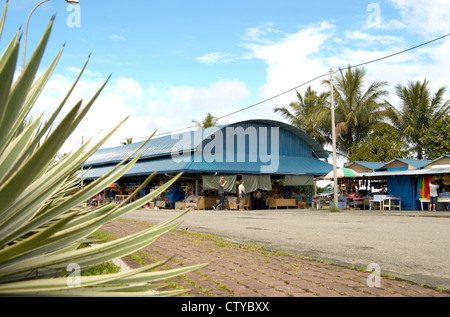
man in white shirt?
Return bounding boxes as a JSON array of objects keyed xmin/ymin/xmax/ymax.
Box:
[
  {"xmin": 429, "ymin": 180, "xmax": 440, "ymax": 211},
  {"xmin": 238, "ymin": 180, "xmax": 246, "ymax": 211}
]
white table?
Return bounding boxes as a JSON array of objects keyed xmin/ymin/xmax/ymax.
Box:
[
  {"xmin": 369, "ymin": 195, "xmax": 391, "ymax": 210},
  {"xmin": 420, "ymin": 197, "xmax": 450, "ymax": 211},
  {"xmin": 382, "ymin": 196, "xmax": 401, "ymax": 211}
]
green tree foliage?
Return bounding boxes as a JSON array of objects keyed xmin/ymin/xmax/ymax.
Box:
[
  {"xmin": 192, "ymin": 112, "xmax": 219, "ymax": 129},
  {"xmin": 274, "ymin": 86, "xmax": 330, "ymax": 146},
  {"xmin": 278, "ymin": 67, "xmax": 449, "ymax": 161},
  {"xmin": 419, "ymin": 119, "xmax": 450, "ymax": 160},
  {"xmin": 347, "ymin": 123, "xmax": 409, "ymax": 162},
  {"xmin": 385, "ymin": 79, "xmax": 450, "ymax": 159},
  {"xmin": 121, "ymin": 137, "xmax": 133, "ymax": 145},
  {"xmin": 326, "ymin": 66, "xmax": 389, "ymax": 154}
]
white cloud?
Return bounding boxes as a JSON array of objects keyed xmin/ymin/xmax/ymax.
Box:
[
  {"xmin": 144, "ymin": 79, "xmax": 252, "ymax": 132},
  {"xmin": 241, "ymin": 23, "xmax": 280, "ymax": 43},
  {"xmin": 344, "ymin": 31, "xmax": 404, "ymax": 46},
  {"xmin": 238, "ymin": 21, "xmax": 335, "ymax": 120},
  {"xmin": 31, "ymin": 72, "xmax": 145, "ymax": 153},
  {"xmin": 109, "ymin": 34, "xmax": 126, "ymax": 42},
  {"xmin": 387, "ymin": 0, "xmax": 450, "ymax": 37},
  {"xmin": 35, "ymin": 74, "xmax": 252, "ymax": 154},
  {"xmin": 196, "ymin": 52, "xmax": 233, "ymax": 64},
  {"xmin": 114, "ymin": 77, "xmax": 143, "ymax": 100}
]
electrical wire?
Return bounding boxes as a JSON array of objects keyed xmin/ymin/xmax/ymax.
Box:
[{"xmin": 128, "ymin": 32, "xmax": 450, "ymax": 141}]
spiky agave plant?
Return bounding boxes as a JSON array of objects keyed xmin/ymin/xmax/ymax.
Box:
[{"xmin": 0, "ymin": 2, "xmax": 206, "ymax": 296}]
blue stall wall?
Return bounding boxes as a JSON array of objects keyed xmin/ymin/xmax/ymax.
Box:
[
  {"xmin": 388, "ymin": 176, "xmax": 419, "ymax": 210},
  {"xmin": 165, "ymin": 186, "xmax": 186, "ymax": 208}
]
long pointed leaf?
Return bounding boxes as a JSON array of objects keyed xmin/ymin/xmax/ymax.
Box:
[
  {"xmin": 0, "ymin": 17, "xmax": 54, "ymax": 152},
  {"xmin": 0, "ymin": 221, "xmax": 182, "ymax": 279},
  {"xmin": 0, "ymin": 100, "xmax": 82, "ymax": 213},
  {"xmin": 0, "ymin": 37, "xmax": 18, "ymax": 134},
  {"xmin": 0, "ymin": 0, "xmax": 7, "ymax": 40},
  {"xmin": 0, "ymin": 116, "xmax": 42, "ymax": 183},
  {"xmin": 30, "ymin": 54, "xmax": 92, "ymax": 157},
  {"xmin": 0, "ymin": 261, "xmax": 167, "ymax": 293}
]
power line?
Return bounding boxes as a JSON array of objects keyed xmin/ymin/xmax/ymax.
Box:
[{"xmin": 130, "ymin": 32, "xmax": 450, "ymax": 141}]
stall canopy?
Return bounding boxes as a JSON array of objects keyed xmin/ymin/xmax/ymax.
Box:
[
  {"xmin": 202, "ymin": 175, "xmax": 272, "ymax": 193},
  {"xmin": 242, "ymin": 175, "xmax": 272, "ymax": 192},
  {"xmin": 202, "ymin": 175, "xmax": 237, "ymax": 193},
  {"xmin": 284, "ymin": 175, "xmax": 314, "ymax": 186}
]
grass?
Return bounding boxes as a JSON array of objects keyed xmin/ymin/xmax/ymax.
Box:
[
  {"xmin": 327, "ymin": 205, "xmax": 342, "ymax": 213},
  {"xmin": 81, "ymin": 261, "xmax": 121, "ymax": 276}
]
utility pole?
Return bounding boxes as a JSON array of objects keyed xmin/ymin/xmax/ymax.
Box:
[{"xmin": 329, "ymin": 69, "xmax": 338, "ymax": 208}]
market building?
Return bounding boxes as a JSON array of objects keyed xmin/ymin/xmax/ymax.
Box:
[
  {"xmin": 343, "ymin": 155, "xmax": 450, "ymax": 211},
  {"xmin": 83, "ymin": 119, "xmax": 334, "ymax": 210}
]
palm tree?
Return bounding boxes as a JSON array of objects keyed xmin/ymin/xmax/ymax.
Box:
[
  {"xmin": 323, "ymin": 66, "xmax": 389, "ymax": 154},
  {"xmin": 385, "ymin": 79, "xmax": 450, "ymax": 159},
  {"xmin": 274, "ymin": 86, "xmax": 330, "ymax": 146},
  {"xmin": 121, "ymin": 137, "xmax": 133, "ymax": 145},
  {"xmin": 192, "ymin": 112, "xmax": 219, "ymax": 129}
]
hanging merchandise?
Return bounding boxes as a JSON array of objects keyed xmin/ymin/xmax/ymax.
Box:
[{"xmin": 418, "ymin": 176, "xmax": 432, "ymax": 199}]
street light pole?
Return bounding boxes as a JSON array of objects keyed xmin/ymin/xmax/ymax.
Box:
[
  {"xmin": 22, "ymin": 0, "xmax": 50, "ymax": 71},
  {"xmin": 21, "ymin": 0, "xmax": 80, "ymax": 71},
  {"xmin": 329, "ymin": 68, "xmax": 338, "ymax": 208}
]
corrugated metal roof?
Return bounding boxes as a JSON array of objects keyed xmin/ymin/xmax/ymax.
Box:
[
  {"xmin": 84, "ymin": 131, "xmax": 195, "ymax": 167},
  {"xmin": 83, "ymin": 156, "xmax": 190, "ymax": 179},
  {"xmin": 83, "ymin": 155, "xmax": 333, "ymax": 180},
  {"xmin": 186, "ymin": 156, "xmax": 332, "ymax": 175},
  {"xmin": 239, "ymin": 119, "xmax": 329, "ymax": 158},
  {"xmin": 346, "ymin": 161, "xmax": 385, "ymax": 171},
  {"xmin": 359, "ymin": 167, "xmax": 450, "ymax": 178},
  {"xmin": 375, "ymin": 158, "xmax": 431, "ymax": 171},
  {"xmin": 423, "ymin": 154, "xmax": 450, "ymax": 168},
  {"xmin": 84, "ymin": 119, "xmax": 329, "ymax": 167}
]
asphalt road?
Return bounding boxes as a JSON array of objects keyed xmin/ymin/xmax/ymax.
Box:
[{"xmin": 122, "ymin": 208, "xmax": 450, "ymax": 290}]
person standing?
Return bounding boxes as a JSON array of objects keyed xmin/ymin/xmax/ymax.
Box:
[
  {"xmin": 255, "ymin": 190, "xmax": 262, "ymax": 209},
  {"xmin": 238, "ymin": 180, "xmax": 246, "ymax": 211},
  {"xmin": 213, "ymin": 176, "xmax": 227, "ymax": 210},
  {"xmin": 429, "ymin": 179, "xmax": 440, "ymax": 211}
]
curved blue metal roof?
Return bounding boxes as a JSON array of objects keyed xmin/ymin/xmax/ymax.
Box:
[
  {"xmin": 83, "ymin": 155, "xmax": 333, "ymax": 180},
  {"xmin": 84, "ymin": 119, "xmax": 329, "ymax": 167},
  {"xmin": 241, "ymin": 119, "xmax": 329, "ymax": 158},
  {"xmin": 82, "ymin": 119, "xmax": 333, "ymax": 179}
]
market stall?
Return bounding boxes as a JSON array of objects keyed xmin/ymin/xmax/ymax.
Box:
[{"xmin": 321, "ymin": 168, "xmax": 361, "ymax": 209}]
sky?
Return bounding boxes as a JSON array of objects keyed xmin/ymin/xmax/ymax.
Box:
[{"xmin": 2, "ymin": 0, "xmax": 450, "ymax": 157}]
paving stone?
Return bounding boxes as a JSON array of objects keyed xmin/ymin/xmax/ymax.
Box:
[{"xmin": 257, "ymin": 288, "xmax": 290, "ymax": 297}]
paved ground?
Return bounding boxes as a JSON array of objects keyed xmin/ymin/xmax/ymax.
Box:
[
  {"xmin": 122, "ymin": 208, "xmax": 450, "ymax": 289},
  {"xmin": 100, "ymin": 208, "xmax": 450, "ymax": 298}
]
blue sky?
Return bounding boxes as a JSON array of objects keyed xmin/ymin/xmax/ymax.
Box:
[{"xmin": 3, "ymin": 0, "xmax": 450, "ymax": 154}]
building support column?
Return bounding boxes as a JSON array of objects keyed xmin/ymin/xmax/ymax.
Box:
[{"xmin": 195, "ymin": 173, "xmax": 199, "ymax": 196}]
